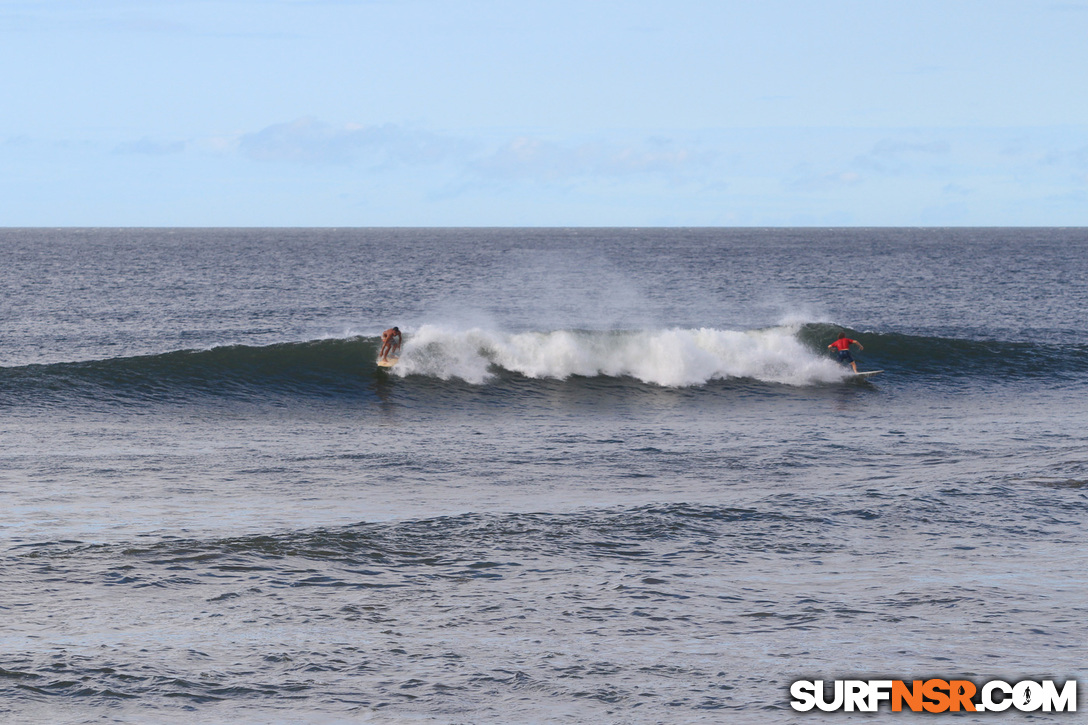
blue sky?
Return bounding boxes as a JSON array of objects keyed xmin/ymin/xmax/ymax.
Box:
[{"xmin": 1, "ymin": 0, "xmax": 1086, "ymax": 226}]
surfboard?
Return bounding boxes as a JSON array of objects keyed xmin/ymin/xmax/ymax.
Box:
[
  {"xmin": 854, "ymin": 370, "xmax": 883, "ymax": 379},
  {"xmin": 377, "ymin": 356, "xmax": 399, "ymax": 368}
]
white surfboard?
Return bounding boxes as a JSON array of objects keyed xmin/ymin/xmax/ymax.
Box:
[
  {"xmin": 377, "ymin": 356, "xmax": 399, "ymax": 368},
  {"xmin": 853, "ymin": 370, "xmax": 883, "ymax": 379}
]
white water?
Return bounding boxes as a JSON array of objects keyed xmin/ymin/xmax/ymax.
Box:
[{"xmin": 394, "ymin": 324, "xmax": 848, "ymax": 386}]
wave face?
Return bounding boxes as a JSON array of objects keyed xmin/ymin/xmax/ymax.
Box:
[
  {"xmin": 4, "ymin": 323, "xmax": 1085, "ymax": 407},
  {"xmin": 0, "ymin": 337, "xmax": 375, "ymax": 406},
  {"xmin": 798, "ymin": 323, "xmax": 1088, "ymax": 383}
]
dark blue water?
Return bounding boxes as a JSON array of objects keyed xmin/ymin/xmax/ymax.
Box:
[{"xmin": 1, "ymin": 228, "xmax": 1085, "ymax": 723}]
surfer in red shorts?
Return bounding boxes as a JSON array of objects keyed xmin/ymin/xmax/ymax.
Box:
[
  {"xmin": 379, "ymin": 326, "xmax": 402, "ymax": 362},
  {"xmin": 828, "ymin": 332, "xmax": 863, "ymax": 373}
]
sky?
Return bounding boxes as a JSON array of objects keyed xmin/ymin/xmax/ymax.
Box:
[{"xmin": 1, "ymin": 0, "xmax": 1086, "ymax": 226}]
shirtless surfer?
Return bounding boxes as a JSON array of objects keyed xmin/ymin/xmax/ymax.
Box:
[
  {"xmin": 828, "ymin": 332, "xmax": 863, "ymax": 373},
  {"xmin": 379, "ymin": 326, "xmax": 402, "ymax": 362}
]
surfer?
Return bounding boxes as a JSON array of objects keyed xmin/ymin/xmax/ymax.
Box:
[
  {"xmin": 828, "ymin": 332, "xmax": 863, "ymax": 373},
  {"xmin": 379, "ymin": 326, "xmax": 402, "ymax": 362}
]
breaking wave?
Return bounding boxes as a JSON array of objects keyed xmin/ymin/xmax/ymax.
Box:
[
  {"xmin": 3, "ymin": 323, "xmax": 1083, "ymax": 407},
  {"xmin": 394, "ymin": 324, "xmax": 845, "ymax": 386}
]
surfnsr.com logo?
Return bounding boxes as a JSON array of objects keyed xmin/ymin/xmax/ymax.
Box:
[{"xmin": 790, "ymin": 679, "xmax": 1077, "ymax": 713}]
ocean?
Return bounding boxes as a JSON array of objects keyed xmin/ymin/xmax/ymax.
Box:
[{"xmin": 1, "ymin": 227, "xmax": 1085, "ymax": 723}]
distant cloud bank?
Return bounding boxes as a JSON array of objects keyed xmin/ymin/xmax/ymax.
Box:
[{"xmin": 12, "ymin": 117, "xmax": 1088, "ymax": 226}]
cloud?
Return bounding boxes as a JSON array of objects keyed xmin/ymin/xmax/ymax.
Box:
[
  {"xmin": 229, "ymin": 119, "xmax": 720, "ymax": 188},
  {"xmin": 851, "ymin": 136, "xmax": 951, "ymax": 175},
  {"xmin": 785, "ymin": 167, "xmax": 865, "ymax": 192},
  {"xmin": 1071, "ymin": 145, "xmax": 1088, "ymax": 170},
  {"xmin": 869, "ymin": 139, "xmax": 950, "ymax": 157},
  {"xmin": 113, "ymin": 137, "xmax": 186, "ymax": 155},
  {"xmin": 996, "ymin": 136, "xmax": 1088, "ymax": 172},
  {"xmin": 1046, "ymin": 189, "xmax": 1087, "ymax": 203},
  {"xmin": 237, "ymin": 117, "xmax": 465, "ymax": 166},
  {"xmin": 473, "ymin": 135, "xmax": 716, "ymax": 182},
  {"xmin": 942, "ymin": 182, "xmax": 972, "ymax": 196}
]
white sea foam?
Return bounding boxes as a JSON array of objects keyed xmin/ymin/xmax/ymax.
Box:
[{"xmin": 395, "ymin": 324, "xmax": 848, "ymax": 386}]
